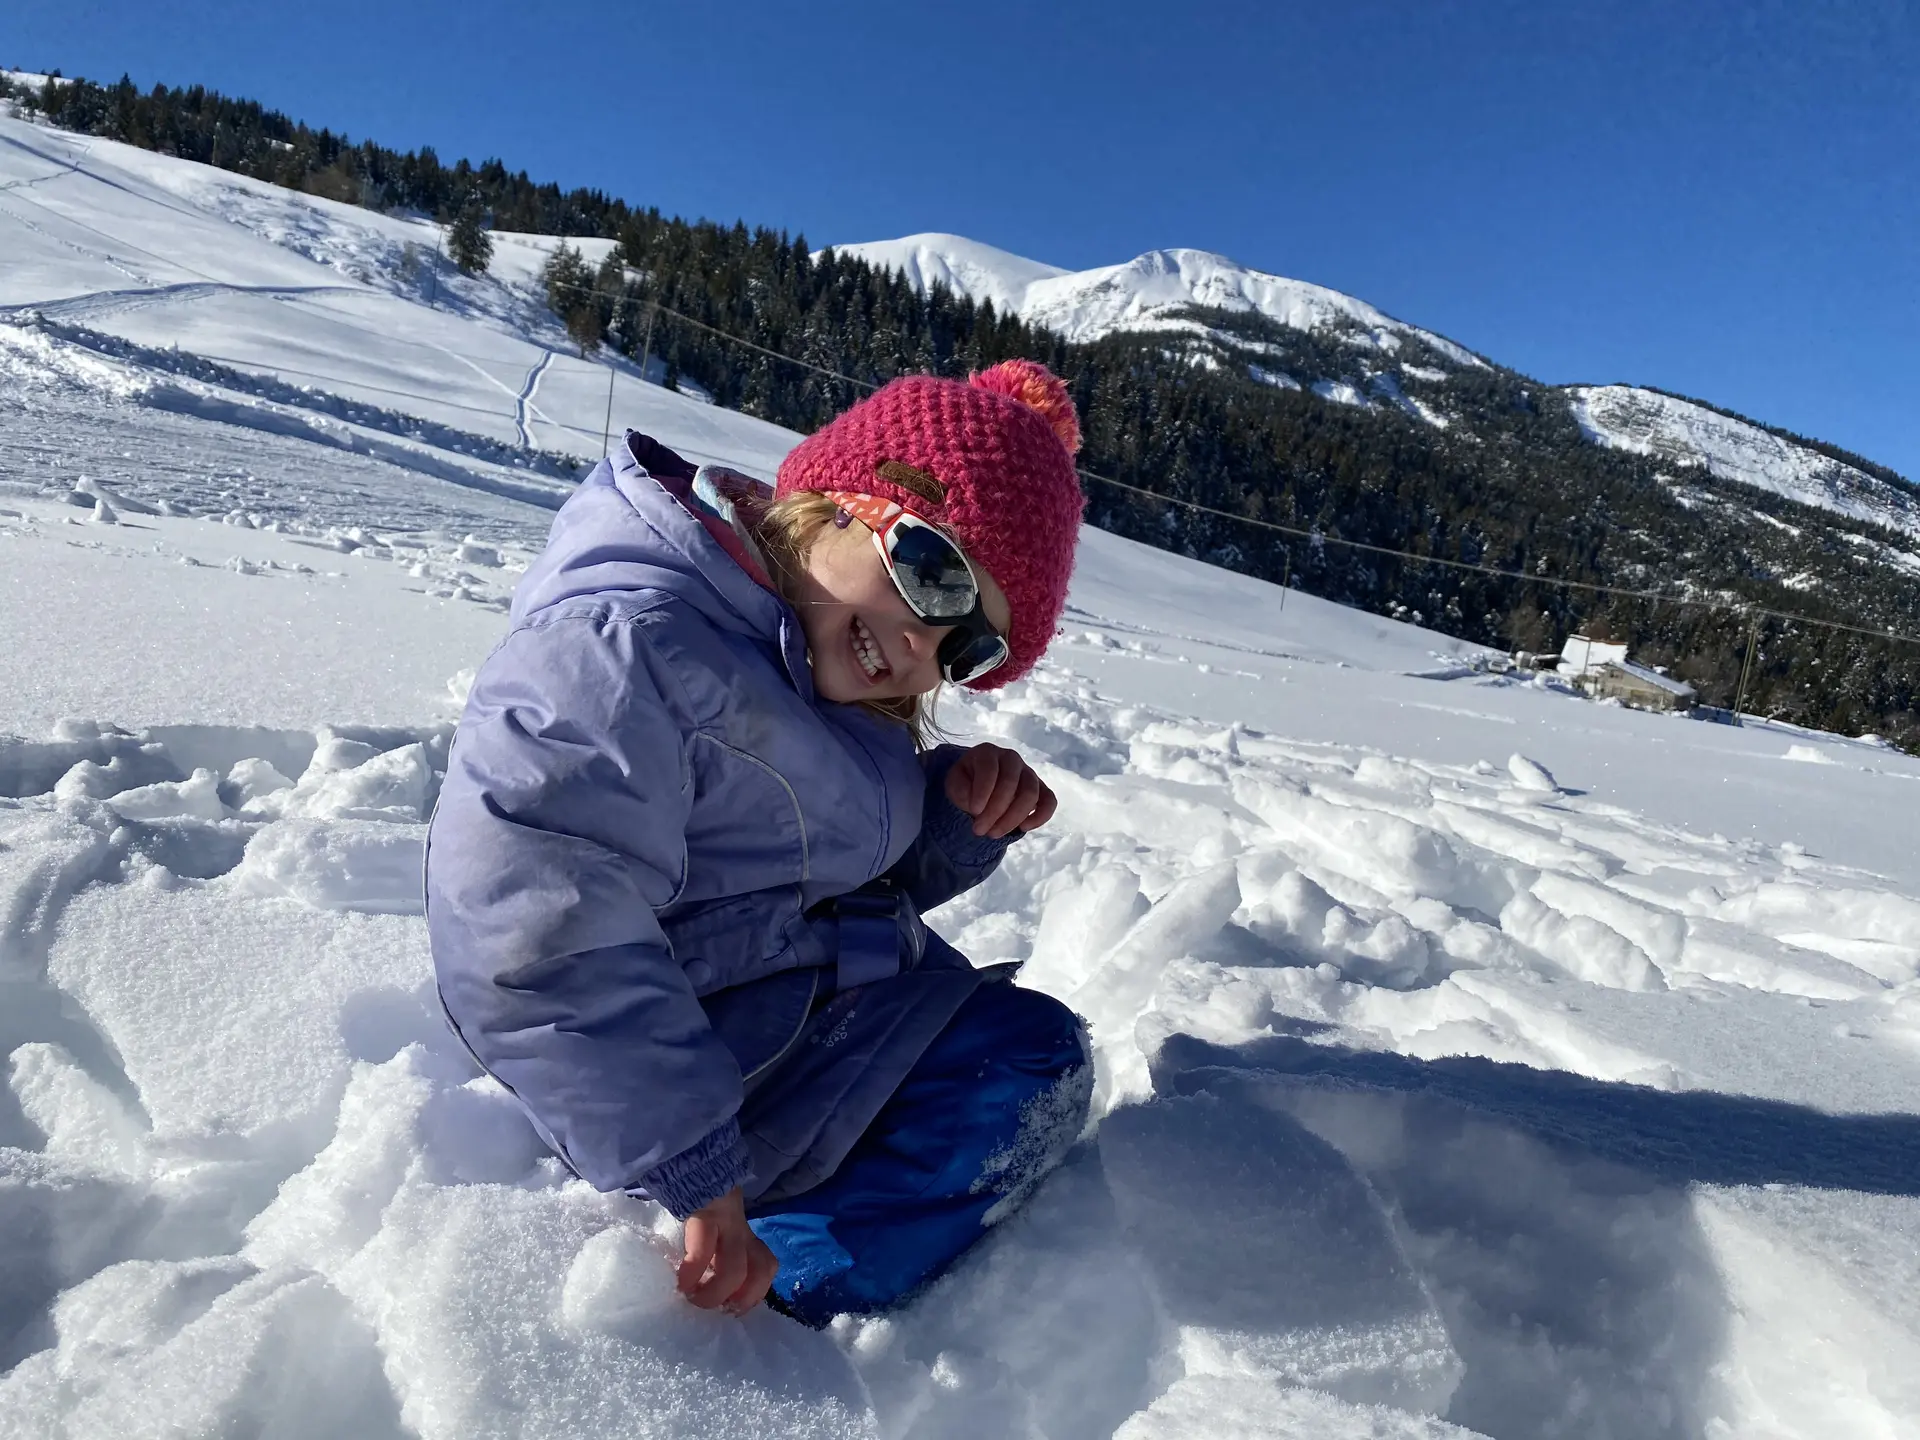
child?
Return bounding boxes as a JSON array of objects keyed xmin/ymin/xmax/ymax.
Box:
[{"xmin": 426, "ymin": 360, "xmax": 1093, "ymax": 1325}]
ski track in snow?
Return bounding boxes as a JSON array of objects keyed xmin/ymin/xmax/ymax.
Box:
[
  {"xmin": 0, "ymin": 194, "xmax": 158, "ymax": 289},
  {"xmin": 0, "ymin": 139, "xmax": 87, "ymax": 193},
  {"xmin": 515, "ymin": 348, "xmax": 554, "ymax": 449},
  {"xmin": 2, "ymin": 90, "xmax": 1920, "ymax": 1440},
  {"xmin": 1, "ymin": 279, "xmax": 372, "ymax": 323}
]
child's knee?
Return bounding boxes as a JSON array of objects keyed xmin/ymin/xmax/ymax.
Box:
[
  {"xmin": 967, "ymin": 982, "xmax": 1089, "ymax": 1079},
  {"xmin": 1024, "ymin": 990, "xmax": 1092, "ymax": 1080}
]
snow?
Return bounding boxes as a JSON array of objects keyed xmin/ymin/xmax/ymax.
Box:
[
  {"xmin": 1610, "ymin": 659, "xmax": 1698, "ymax": 699},
  {"xmin": 832, "ymin": 232, "xmax": 1069, "ymax": 318},
  {"xmin": 1569, "ymin": 385, "xmax": 1920, "ymax": 543},
  {"xmin": 4, "ymin": 93, "xmax": 1920, "ymax": 1439},
  {"xmin": 0, "ymin": 112, "xmax": 795, "ymax": 476},
  {"xmin": 1556, "ymin": 636, "xmax": 1630, "ymax": 678},
  {"xmin": 1369, "ymin": 371, "xmax": 1449, "ymax": 428},
  {"xmin": 1313, "ymin": 378, "xmax": 1370, "ymax": 409},
  {"xmin": 834, "ymin": 234, "xmax": 1490, "ymax": 370}
]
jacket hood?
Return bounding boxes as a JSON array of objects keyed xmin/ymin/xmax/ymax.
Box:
[{"xmin": 513, "ymin": 439, "xmax": 810, "ymax": 690}]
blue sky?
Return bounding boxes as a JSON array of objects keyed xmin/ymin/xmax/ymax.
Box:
[{"xmin": 7, "ymin": 0, "xmax": 1917, "ymax": 476}]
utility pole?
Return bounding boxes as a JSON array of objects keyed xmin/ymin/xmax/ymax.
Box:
[
  {"xmin": 599, "ymin": 294, "xmax": 625, "ymax": 456},
  {"xmin": 637, "ymin": 301, "xmax": 657, "ymax": 387},
  {"xmin": 602, "ymin": 300, "xmax": 655, "ymax": 457},
  {"xmin": 601, "ymin": 360, "xmax": 618, "ymax": 456},
  {"xmin": 1732, "ymin": 610, "xmax": 1762, "ymax": 723}
]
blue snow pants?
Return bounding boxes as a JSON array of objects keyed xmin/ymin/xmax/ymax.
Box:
[{"xmin": 748, "ymin": 980, "xmax": 1091, "ymax": 1326}]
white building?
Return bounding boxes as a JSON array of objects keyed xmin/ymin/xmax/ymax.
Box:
[
  {"xmin": 1555, "ymin": 635, "xmax": 1697, "ymax": 712},
  {"xmin": 1556, "ymin": 635, "xmax": 1631, "ymax": 681}
]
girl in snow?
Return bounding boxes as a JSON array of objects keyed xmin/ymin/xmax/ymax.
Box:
[{"xmin": 426, "ymin": 360, "xmax": 1093, "ymax": 1325}]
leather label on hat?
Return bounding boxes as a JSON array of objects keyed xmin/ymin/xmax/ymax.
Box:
[{"xmin": 875, "ymin": 459, "xmax": 946, "ymax": 505}]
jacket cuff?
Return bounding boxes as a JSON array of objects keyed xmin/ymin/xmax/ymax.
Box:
[
  {"xmin": 634, "ymin": 1119, "xmax": 751, "ymax": 1220},
  {"xmin": 919, "ymin": 775, "xmax": 1015, "ymax": 871}
]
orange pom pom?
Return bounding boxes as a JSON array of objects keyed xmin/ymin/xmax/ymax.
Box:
[{"xmin": 969, "ymin": 359, "xmax": 1082, "ymax": 456}]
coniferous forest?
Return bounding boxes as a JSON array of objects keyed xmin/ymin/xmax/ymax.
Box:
[{"xmin": 8, "ymin": 70, "xmax": 1919, "ymax": 746}]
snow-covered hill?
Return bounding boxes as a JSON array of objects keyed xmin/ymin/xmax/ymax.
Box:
[
  {"xmin": 1571, "ymin": 384, "xmax": 1920, "ymax": 542},
  {"xmin": 4, "ymin": 91, "xmax": 1920, "ymax": 1440},
  {"xmin": 0, "ymin": 106, "xmax": 785, "ymax": 475}
]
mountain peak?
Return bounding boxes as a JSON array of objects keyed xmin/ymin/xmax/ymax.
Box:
[{"xmin": 831, "ymin": 233, "xmax": 1487, "ymax": 369}]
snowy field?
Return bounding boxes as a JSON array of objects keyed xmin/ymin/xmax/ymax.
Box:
[{"xmin": 4, "ymin": 98, "xmax": 1920, "ymax": 1440}]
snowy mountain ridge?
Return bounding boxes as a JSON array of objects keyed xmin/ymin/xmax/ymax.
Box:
[
  {"xmin": 1570, "ymin": 384, "xmax": 1920, "ymax": 541},
  {"xmin": 838, "ymin": 232, "xmax": 1920, "ymax": 544},
  {"xmin": 833, "ymin": 233, "xmax": 1488, "ymax": 369}
]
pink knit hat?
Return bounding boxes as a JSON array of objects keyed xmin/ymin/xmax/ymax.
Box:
[{"xmin": 775, "ymin": 360, "xmax": 1085, "ymax": 688}]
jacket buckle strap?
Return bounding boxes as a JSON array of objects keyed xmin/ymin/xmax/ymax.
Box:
[{"xmin": 834, "ymin": 884, "xmax": 902, "ymax": 992}]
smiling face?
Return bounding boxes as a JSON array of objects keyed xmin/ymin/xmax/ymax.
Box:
[{"xmin": 788, "ymin": 515, "xmax": 1013, "ymax": 704}]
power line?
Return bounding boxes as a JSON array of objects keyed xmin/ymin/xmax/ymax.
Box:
[
  {"xmin": 528, "ymin": 269, "xmax": 1920, "ymax": 650},
  {"xmin": 639, "ymin": 299, "xmax": 880, "ymax": 392},
  {"xmin": 1071, "ymin": 465, "xmax": 1920, "ymax": 646},
  {"xmin": 534, "ymin": 273, "xmax": 883, "ymax": 392}
]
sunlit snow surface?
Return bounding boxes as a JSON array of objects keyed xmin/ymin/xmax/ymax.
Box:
[{"xmin": 4, "ymin": 97, "xmax": 1920, "ymax": 1440}]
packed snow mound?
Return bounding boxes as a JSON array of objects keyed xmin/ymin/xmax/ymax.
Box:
[
  {"xmin": 1568, "ymin": 385, "xmax": 1920, "ymax": 542},
  {"xmin": 834, "ymin": 234, "xmax": 1488, "ymax": 368}
]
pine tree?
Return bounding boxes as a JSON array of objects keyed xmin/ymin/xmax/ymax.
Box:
[
  {"xmin": 540, "ymin": 243, "xmax": 600, "ymax": 350},
  {"xmin": 447, "ymin": 192, "xmax": 493, "ymax": 275}
]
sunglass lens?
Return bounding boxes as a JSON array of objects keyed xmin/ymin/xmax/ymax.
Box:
[
  {"xmin": 887, "ymin": 525, "xmax": 977, "ymax": 619},
  {"xmin": 940, "ymin": 629, "xmax": 1009, "ymax": 684}
]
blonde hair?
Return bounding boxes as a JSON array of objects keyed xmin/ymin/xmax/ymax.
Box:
[{"xmin": 752, "ymin": 490, "xmax": 944, "ymax": 750}]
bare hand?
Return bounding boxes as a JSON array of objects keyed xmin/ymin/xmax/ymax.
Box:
[
  {"xmin": 945, "ymin": 743, "xmax": 1057, "ymax": 839},
  {"xmin": 676, "ymin": 1187, "xmax": 779, "ymax": 1315}
]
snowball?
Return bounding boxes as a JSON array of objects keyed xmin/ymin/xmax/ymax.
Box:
[
  {"xmin": 559, "ymin": 1224, "xmax": 680, "ymax": 1336},
  {"xmin": 1782, "ymin": 745, "xmax": 1838, "ymax": 765},
  {"xmin": 454, "ymin": 535, "xmax": 501, "ymax": 567},
  {"xmin": 1506, "ymin": 753, "xmax": 1559, "ymax": 792}
]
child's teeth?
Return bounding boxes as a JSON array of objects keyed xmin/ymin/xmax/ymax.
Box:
[{"xmin": 852, "ymin": 618, "xmax": 885, "ymax": 679}]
